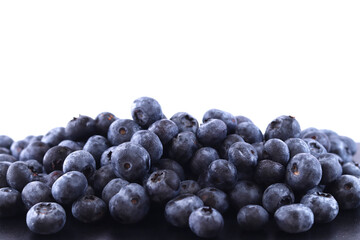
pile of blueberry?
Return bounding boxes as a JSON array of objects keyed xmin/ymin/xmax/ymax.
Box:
[{"xmin": 0, "ymin": 96, "xmax": 359, "ymax": 238}]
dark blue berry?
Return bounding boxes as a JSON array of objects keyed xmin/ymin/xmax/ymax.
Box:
[
  {"xmin": 339, "ymin": 135, "xmax": 357, "ymax": 155},
  {"xmin": 329, "ymin": 136, "xmax": 352, "ymax": 163},
  {"xmin": 318, "ymin": 153, "xmax": 343, "ymax": 184},
  {"xmin": 72, "ymin": 195, "xmax": 107, "ymax": 223},
  {"xmin": 206, "ymin": 159, "xmax": 237, "ymax": 191},
  {"xmin": 10, "ymin": 140, "xmax": 28, "ymax": 159},
  {"xmin": 202, "ymin": 109, "xmax": 237, "ymax": 134},
  {"xmin": 148, "ymin": 119, "xmax": 179, "ymax": 145},
  {"xmin": 0, "ymin": 162, "xmax": 11, "ymax": 187},
  {"xmin": 145, "ymin": 169, "xmax": 180, "ymax": 203},
  {"xmin": 236, "ymin": 122, "xmax": 263, "ymax": 144},
  {"xmin": 170, "ymin": 112, "xmax": 199, "ymax": 134},
  {"xmin": 254, "ymin": 159, "xmax": 285, "ymax": 187},
  {"xmin": 262, "ymin": 183, "xmax": 295, "ymax": 214},
  {"xmin": 21, "ymin": 181, "xmax": 52, "ymax": 210},
  {"xmin": 95, "ymin": 112, "xmax": 117, "ymax": 137},
  {"xmin": 284, "ymin": 138, "xmax": 310, "ymax": 159},
  {"xmin": 0, "ymin": 187, "xmax": 23, "ymax": 217},
  {"xmin": 189, "ymin": 206, "xmax": 224, "ymax": 238},
  {"xmin": 237, "ymin": 205, "xmax": 269, "ymax": 231},
  {"xmin": 41, "ymin": 127, "xmax": 65, "ymax": 147},
  {"xmin": 302, "ymin": 129, "xmax": 331, "ymax": 152},
  {"xmin": 264, "ymin": 115, "xmax": 301, "ymax": 141},
  {"xmin": 65, "ymin": 115, "xmax": 97, "ymax": 141},
  {"xmin": 43, "ymin": 146, "xmax": 73, "ymax": 174},
  {"xmin": 6, "ymin": 161, "xmax": 35, "ymax": 191},
  {"xmin": 196, "ymin": 187, "xmax": 229, "ymax": 213},
  {"xmin": 179, "ymin": 180, "xmax": 201, "ymax": 195},
  {"xmin": 58, "ymin": 140, "xmax": 83, "ymax": 151},
  {"xmin": 197, "ymin": 119, "xmax": 227, "ymax": 147},
  {"xmin": 100, "ymin": 146, "xmax": 117, "ymax": 167},
  {"xmin": 153, "ymin": 158, "xmax": 185, "ymax": 181},
  {"xmin": 303, "ymin": 138, "xmax": 328, "ymax": 158},
  {"xmin": 229, "ymin": 180, "xmax": 263, "ymax": 211},
  {"xmin": 107, "ymin": 119, "xmax": 141, "ymax": 146},
  {"xmin": 168, "ymin": 131, "xmax": 198, "ymax": 165},
  {"xmin": 235, "ymin": 115, "xmax": 253, "ymax": 125},
  {"xmin": 63, "ymin": 150, "xmax": 96, "ymax": 180},
  {"xmin": 91, "ymin": 165, "xmax": 117, "ymax": 195},
  {"xmin": 263, "ymin": 138, "xmax": 290, "ymax": 166},
  {"xmin": 19, "ymin": 141, "xmax": 50, "ymax": 163},
  {"xmin": 189, "ymin": 147, "xmax": 219, "ymax": 176},
  {"xmin": 83, "ymin": 135, "xmax": 110, "ymax": 167},
  {"xmin": 0, "ymin": 153, "xmax": 16, "ymax": 163},
  {"xmin": 131, "ymin": 96, "xmax": 163, "ymax": 128},
  {"xmin": 342, "ymin": 161, "xmax": 360, "ymax": 177},
  {"xmin": 130, "ymin": 130, "xmax": 163, "ymax": 164},
  {"xmin": 101, "ymin": 178, "xmax": 129, "ymax": 205},
  {"xmin": 0, "ymin": 135, "xmax": 14, "ymax": 149},
  {"xmin": 327, "ymin": 174, "xmax": 360, "ymax": 209},
  {"xmin": 217, "ymin": 134, "xmax": 244, "ymax": 160},
  {"xmin": 228, "ymin": 142, "xmax": 257, "ymax": 180}
]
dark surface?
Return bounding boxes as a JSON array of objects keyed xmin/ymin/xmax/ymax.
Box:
[{"xmin": 1, "ymin": 146, "xmax": 360, "ymax": 240}]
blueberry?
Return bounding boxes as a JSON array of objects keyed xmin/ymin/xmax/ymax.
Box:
[
  {"xmin": 285, "ymin": 153, "xmax": 322, "ymax": 192},
  {"xmin": 170, "ymin": 112, "xmax": 199, "ymax": 134},
  {"xmin": 236, "ymin": 122, "xmax": 263, "ymax": 144},
  {"xmin": 130, "ymin": 130, "xmax": 163, "ymax": 164},
  {"xmin": 72, "ymin": 195, "xmax": 107, "ymax": 223},
  {"xmin": 65, "ymin": 115, "xmax": 97, "ymax": 141},
  {"xmin": 228, "ymin": 142, "xmax": 257, "ymax": 180},
  {"xmin": 339, "ymin": 135, "xmax": 357, "ymax": 155},
  {"xmin": 43, "ymin": 146, "xmax": 73, "ymax": 174},
  {"xmin": 58, "ymin": 140, "xmax": 83, "ymax": 151},
  {"xmin": 262, "ymin": 183, "xmax": 295, "ymax": 214},
  {"xmin": 111, "ymin": 142, "xmax": 151, "ymax": 182},
  {"xmin": 100, "ymin": 146, "xmax": 117, "ymax": 167},
  {"xmin": 284, "ymin": 138, "xmax": 310, "ymax": 159},
  {"xmin": 152, "ymin": 158, "xmax": 185, "ymax": 181},
  {"xmin": 145, "ymin": 169, "xmax": 180, "ymax": 203},
  {"xmin": 91, "ymin": 165, "xmax": 117, "ymax": 196},
  {"xmin": 202, "ymin": 108, "xmax": 237, "ymax": 134},
  {"xmin": 300, "ymin": 192, "xmax": 339, "ymax": 223},
  {"xmin": 41, "ymin": 127, "xmax": 66, "ymax": 147},
  {"xmin": 0, "ymin": 187, "xmax": 23, "ymax": 217},
  {"xmin": 264, "ymin": 115, "xmax": 301, "ymax": 141},
  {"xmin": 168, "ymin": 131, "xmax": 199, "ymax": 165},
  {"xmin": 254, "ymin": 159, "xmax": 285, "ymax": 187},
  {"xmin": 274, "ymin": 204, "xmax": 314, "ymax": 233},
  {"xmin": 189, "ymin": 147, "xmax": 219, "ymax": 176},
  {"xmin": 19, "ymin": 141, "xmax": 50, "ymax": 163},
  {"xmin": 21, "ymin": 181, "xmax": 52, "ymax": 210},
  {"xmin": 303, "ymin": 138, "xmax": 328, "ymax": 158},
  {"xmin": 26, "ymin": 202, "xmax": 66, "ymax": 235},
  {"xmin": 206, "ymin": 159, "xmax": 237, "ymax": 191},
  {"xmin": 263, "ymin": 138, "xmax": 290, "ymax": 166},
  {"xmin": 41, "ymin": 170, "xmax": 64, "ymax": 188},
  {"xmin": 229, "ymin": 180, "xmax": 263, "ymax": 211},
  {"xmin": 6, "ymin": 161, "xmax": 35, "ymax": 191},
  {"xmin": 51, "ymin": 171, "xmax": 88, "ymax": 205},
  {"xmin": 109, "ymin": 183, "xmax": 150, "ymax": 224},
  {"xmin": 107, "ymin": 119, "xmax": 141, "ymax": 146},
  {"xmin": 83, "ymin": 135, "xmax": 110, "ymax": 167},
  {"xmin": 327, "ymin": 174, "xmax": 360, "ymax": 209},
  {"xmin": 0, "ymin": 135, "xmax": 14, "ymax": 149},
  {"xmin": 25, "ymin": 159, "xmax": 43, "ymax": 175},
  {"xmin": 329, "ymin": 136, "xmax": 352, "ymax": 163},
  {"xmin": 179, "ymin": 180, "xmax": 201, "ymax": 195},
  {"xmin": 196, "ymin": 187, "xmax": 229, "ymax": 213},
  {"xmin": 24, "ymin": 135, "xmax": 43, "ymax": 144},
  {"xmin": 235, "ymin": 115, "xmax": 253, "ymax": 125},
  {"xmin": 0, "ymin": 153, "xmax": 17, "ymax": 163},
  {"xmin": 189, "ymin": 206, "xmax": 224, "ymax": 238},
  {"xmin": 318, "ymin": 153, "xmax": 343, "ymax": 184},
  {"xmin": 10, "ymin": 140, "xmax": 28, "ymax": 160},
  {"xmin": 342, "ymin": 161, "xmax": 360, "ymax": 177},
  {"xmin": 148, "ymin": 119, "xmax": 179, "ymax": 145},
  {"xmin": 237, "ymin": 205, "xmax": 269, "ymax": 231},
  {"xmin": 0, "ymin": 162, "xmax": 11, "ymax": 187},
  {"xmin": 0, "ymin": 147, "xmax": 10, "ymax": 155},
  {"xmin": 63, "ymin": 150, "xmax": 96, "ymax": 180},
  {"xmin": 95, "ymin": 112, "xmax": 117, "ymax": 137},
  {"xmin": 302, "ymin": 129, "xmax": 331, "ymax": 152},
  {"xmin": 131, "ymin": 96, "xmax": 163, "ymax": 128},
  {"xmin": 252, "ymin": 142, "xmax": 265, "ymax": 160},
  {"xmin": 101, "ymin": 178, "xmax": 129, "ymax": 205},
  {"xmin": 197, "ymin": 119, "xmax": 227, "ymax": 147},
  {"xmin": 164, "ymin": 193, "xmax": 203, "ymax": 228},
  {"xmin": 217, "ymin": 134, "xmax": 244, "ymax": 160}
]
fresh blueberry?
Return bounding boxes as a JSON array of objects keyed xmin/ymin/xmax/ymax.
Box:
[
  {"xmin": 109, "ymin": 183, "xmax": 150, "ymax": 224},
  {"xmin": 111, "ymin": 142, "xmax": 151, "ymax": 182},
  {"xmin": 6, "ymin": 161, "xmax": 35, "ymax": 191},
  {"xmin": 83, "ymin": 135, "xmax": 110, "ymax": 167},
  {"xmin": 302, "ymin": 129, "xmax": 331, "ymax": 152},
  {"xmin": 196, "ymin": 187, "xmax": 229, "ymax": 214},
  {"xmin": 51, "ymin": 171, "xmax": 88, "ymax": 205},
  {"xmin": 72, "ymin": 195, "xmax": 107, "ymax": 223},
  {"xmin": 342, "ymin": 161, "xmax": 360, "ymax": 177},
  {"xmin": 148, "ymin": 119, "xmax": 179, "ymax": 145},
  {"xmin": 254, "ymin": 159, "xmax": 285, "ymax": 187},
  {"xmin": 145, "ymin": 169, "xmax": 180, "ymax": 203},
  {"xmin": 101, "ymin": 178, "xmax": 129, "ymax": 205},
  {"xmin": 339, "ymin": 135, "xmax": 357, "ymax": 155},
  {"xmin": 236, "ymin": 122, "xmax": 263, "ymax": 144},
  {"xmin": 179, "ymin": 180, "xmax": 201, "ymax": 195},
  {"xmin": 329, "ymin": 136, "xmax": 352, "ymax": 163},
  {"xmin": 264, "ymin": 115, "xmax": 301, "ymax": 141},
  {"xmin": 63, "ymin": 150, "xmax": 96, "ymax": 180},
  {"xmin": 43, "ymin": 146, "xmax": 73, "ymax": 174},
  {"xmin": 263, "ymin": 139, "xmax": 290, "ymax": 166},
  {"xmin": 100, "ymin": 146, "xmax": 117, "ymax": 167},
  {"xmin": 303, "ymin": 138, "xmax": 328, "ymax": 158},
  {"xmin": 229, "ymin": 180, "xmax": 263, "ymax": 211},
  {"xmin": 170, "ymin": 112, "xmax": 199, "ymax": 134},
  {"xmin": 130, "ymin": 130, "xmax": 163, "ymax": 164},
  {"xmin": 168, "ymin": 131, "xmax": 198, "ymax": 165},
  {"xmin": 274, "ymin": 203, "xmax": 314, "ymax": 233},
  {"xmin": 21, "ymin": 181, "xmax": 52, "ymax": 210},
  {"xmin": 285, "ymin": 153, "xmax": 322, "ymax": 192},
  {"xmin": 0, "ymin": 162, "xmax": 11, "ymax": 187},
  {"xmin": 0, "ymin": 147, "xmax": 10, "ymax": 155},
  {"xmin": 41, "ymin": 170, "xmax": 64, "ymax": 188},
  {"xmin": 91, "ymin": 165, "xmax": 117, "ymax": 196},
  {"xmin": 24, "ymin": 135, "xmax": 43, "ymax": 144},
  {"xmin": 95, "ymin": 112, "xmax": 117, "ymax": 137},
  {"xmin": 152, "ymin": 158, "xmax": 185, "ymax": 181},
  {"xmin": 284, "ymin": 138, "xmax": 310, "ymax": 159},
  {"xmin": 237, "ymin": 205, "xmax": 269, "ymax": 231},
  {"xmin": 26, "ymin": 202, "xmax": 66, "ymax": 234},
  {"xmin": 252, "ymin": 142, "xmax": 265, "ymax": 161},
  {"xmin": 25, "ymin": 159, "xmax": 43, "ymax": 175},
  {"xmin": 0, "ymin": 135, "xmax": 14, "ymax": 149},
  {"xmin": 107, "ymin": 119, "xmax": 141, "ymax": 146},
  {"xmin": 300, "ymin": 192, "xmax": 339, "ymax": 223},
  {"xmin": 189, "ymin": 206, "xmax": 224, "ymax": 238},
  {"xmin": 0, "ymin": 153, "xmax": 17, "ymax": 163},
  {"xmin": 0, "ymin": 187, "xmax": 23, "ymax": 217},
  {"xmin": 65, "ymin": 115, "xmax": 97, "ymax": 141},
  {"xmin": 131, "ymin": 96, "xmax": 163, "ymax": 128},
  {"xmin": 318, "ymin": 153, "xmax": 343, "ymax": 184},
  {"xmin": 189, "ymin": 147, "xmax": 219, "ymax": 176},
  {"xmin": 202, "ymin": 109, "xmax": 237, "ymax": 134},
  {"xmin": 10, "ymin": 140, "xmax": 28, "ymax": 159},
  {"xmin": 197, "ymin": 119, "xmax": 227, "ymax": 147},
  {"xmin": 19, "ymin": 141, "xmax": 50, "ymax": 163},
  {"xmin": 327, "ymin": 174, "xmax": 360, "ymax": 209},
  {"xmin": 217, "ymin": 134, "xmax": 244, "ymax": 160},
  {"xmin": 164, "ymin": 193, "xmax": 203, "ymax": 228},
  {"xmin": 228, "ymin": 142, "xmax": 257, "ymax": 180},
  {"xmin": 206, "ymin": 159, "xmax": 237, "ymax": 191},
  {"xmin": 41, "ymin": 127, "xmax": 66, "ymax": 147},
  {"xmin": 262, "ymin": 183, "xmax": 295, "ymax": 214},
  {"xmin": 58, "ymin": 140, "xmax": 83, "ymax": 151},
  {"xmin": 235, "ymin": 115, "xmax": 253, "ymax": 125}
]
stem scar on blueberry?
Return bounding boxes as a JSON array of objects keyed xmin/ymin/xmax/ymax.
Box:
[
  {"xmin": 344, "ymin": 183, "xmax": 353, "ymax": 190},
  {"xmin": 291, "ymin": 163, "xmax": 299, "ymax": 176},
  {"xmin": 151, "ymin": 172, "xmax": 164, "ymax": 182},
  {"xmin": 119, "ymin": 128, "xmax": 127, "ymax": 135},
  {"xmin": 124, "ymin": 163, "xmax": 131, "ymax": 170},
  {"xmin": 131, "ymin": 198, "xmax": 139, "ymax": 205}
]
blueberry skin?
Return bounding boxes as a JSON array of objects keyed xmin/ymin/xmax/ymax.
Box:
[
  {"xmin": 65, "ymin": 115, "xmax": 97, "ymax": 141},
  {"xmin": 0, "ymin": 162, "xmax": 11, "ymax": 187},
  {"xmin": 318, "ymin": 153, "xmax": 343, "ymax": 184},
  {"xmin": 264, "ymin": 115, "xmax": 301, "ymax": 141},
  {"xmin": 207, "ymin": 159, "xmax": 237, "ymax": 191},
  {"xmin": 237, "ymin": 205, "xmax": 269, "ymax": 231},
  {"xmin": 285, "ymin": 153, "xmax": 322, "ymax": 192},
  {"xmin": 109, "ymin": 183, "xmax": 150, "ymax": 224},
  {"xmin": 168, "ymin": 131, "xmax": 199, "ymax": 165},
  {"xmin": 189, "ymin": 206, "xmax": 224, "ymax": 238},
  {"xmin": 111, "ymin": 142, "xmax": 151, "ymax": 182},
  {"xmin": 179, "ymin": 180, "xmax": 201, "ymax": 195},
  {"xmin": 262, "ymin": 183, "xmax": 295, "ymax": 214},
  {"xmin": 101, "ymin": 178, "xmax": 129, "ymax": 205},
  {"xmin": 91, "ymin": 165, "xmax": 117, "ymax": 196},
  {"xmin": 41, "ymin": 170, "xmax": 64, "ymax": 188},
  {"xmin": 148, "ymin": 119, "xmax": 179, "ymax": 145},
  {"xmin": 300, "ymin": 192, "xmax": 339, "ymax": 223},
  {"xmin": 152, "ymin": 158, "xmax": 185, "ymax": 181},
  {"xmin": 218, "ymin": 134, "xmax": 244, "ymax": 160},
  {"xmin": 145, "ymin": 169, "xmax": 180, "ymax": 203},
  {"xmin": 19, "ymin": 141, "xmax": 50, "ymax": 163},
  {"xmin": 131, "ymin": 96, "xmax": 163, "ymax": 128},
  {"xmin": 43, "ymin": 146, "xmax": 73, "ymax": 174},
  {"xmin": 254, "ymin": 159, "xmax": 285, "ymax": 187},
  {"xmin": 197, "ymin": 119, "xmax": 227, "ymax": 147},
  {"xmin": 0, "ymin": 147, "xmax": 10, "ymax": 155},
  {"xmin": 10, "ymin": 140, "xmax": 28, "ymax": 159},
  {"xmin": 252, "ymin": 142, "xmax": 265, "ymax": 161},
  {"xmin": 228, "ymin": 142, "xmax": 257, "ymax": 180},
  {"xmin": 170, "ymin": 112, "xmax": 199, "ymax": 134},
  {"xmin": 263, "ymin": 138, "xmax": 290, "ymax": 166},
  {"xmin": 130, "ymin": 130, "xmax": 163, "ymax": 164},
  {"xmin": 274, "ymin": 204, "xmax": 314, "ymax": 233},
  {"xmin": 63, "ymin": 150, "xmax": 96, "ymax": 180},
  {"xmin": 26, "ymin": 202, "xmax": 66, "ymax": 235},
  {"xmin": 342, "ymin": 161, "xmax": 360, "ymax": 177},
  {"xmin": 229, "ymin": 180, "xmax": 263, "ymax": 211},
  {"xmin": 236, "ymin": 122, "xmax": 263, "ymax": 144},
  {"xmin": 303, "ymin": 138, "xmax": 328, "ymax": 158},
  {"xmin": 107, "ymin": 119, "xmax": 141, "ymax": 146},
  {"xmin": 51, "ymin": 171, "xmax": 88, "ymax": 205},
  {"xmin": 202, "ymin": 108, "xmax": 237, "ymax": 134},
  {"xmin": 327, "ymin": 174, "xmax": 360, "ymax": 209},
  {"xmin": 58, "ymin": 140, "xmax": 83, "ymax": 151},
  {"xmin": 72, "ymin": 195, "xmax": 107, "ymax": 223},
  {"xmin": 302, "ymin": 130, "xmax": 331, "ymax": 152},
  {"xmin": 285, "ymin": 138, "xmax": 310, "ymax": 159},
  {"xmin": 235, "ymin": 115, "xmax": 253, "ymax": 125},
  {"xmin": 0, "ymin": 153, "xmax": 16, "ymax": 163},
  {"xmin": 25, "ymin": 159, "xmax": 43, "ymax": 175},
  {"xmin": 329, "ymin": 136, "xmax": 352, "ymax": 163},
  {"xmin": 95, "ymin": 112, "xmax": 117, "ymax": 137},
  {"xmin": 83, "ymin": 135, "xmax": 110, "ymax": 166},
  {"xmin": 41, "ymin": 127, "xmax": 66, "ymax": 147},
  {"xmin": 100, "ymin": 146, "xmax": 117, "ymax": 167},
  {"xmin": 189, "ymin": 147, "xmax": 219, "ymax": 176},
  {"xmin": 0, "ymin": 135, "xmax": 14, "ymax": 149},
  {"xmin": 0, "ymin": 187, "xmax": 23, "ymax": 217},
  {"xmin": 6, "ymin": 161, "xmax": 35, "ymax": 191},
  {"xmin": 196, "ymin": 187, "xmax": 229, "ymax": 213},
  {"xmin": 21, "ymin": 181, "xmax": 52, "ymax": 210},
  {"xmin": 339, "ymin": 135, "xmax": 357, "ymax": 155},
  {"xmin": 164, "ymin": 193, "xmax": 204, "ymax": 228}
]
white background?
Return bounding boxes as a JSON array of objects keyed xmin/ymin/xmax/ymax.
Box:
[{"xmin": 0, "ymin": 1, "xmax": 359, "ymax": 142}]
